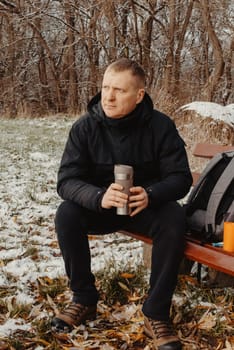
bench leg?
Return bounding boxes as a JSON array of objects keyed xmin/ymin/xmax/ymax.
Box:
[{"xmin": 143, "ymin": 243, "xmax": 152, "ymax": 269}]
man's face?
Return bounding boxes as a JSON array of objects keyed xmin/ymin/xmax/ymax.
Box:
[{"xmin": 101, "ymin": 69, "xmax": 145, "ymax": 119}]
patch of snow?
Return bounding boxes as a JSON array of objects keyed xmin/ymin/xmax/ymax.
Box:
[
  {"xmin": 0, "ymin": 274, "xmax": 8, "ymax": 286},
  {"xmin": 0, "ymin": 247, "xmax": 24, "ymax": 260},
  {"xmin": 29, "ymin": 152, "xmax": 50, "ymax": 162},
  {"xmin": 0, "ymin": 318, "xmax": 31, "ymax": 337},
  {"xmin": 5, "ymin": 292, "xmax": 35, "ymax": 305},
  {"xmin": 180, "ymin": 102, "xmax": 234, "ymax": 126}
]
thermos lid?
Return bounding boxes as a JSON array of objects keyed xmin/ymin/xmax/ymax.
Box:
[{"xmin": 114, "ymin": 164, "xmax": 133, "ymax": 177}]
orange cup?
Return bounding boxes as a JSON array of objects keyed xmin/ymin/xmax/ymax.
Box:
[{"xmin": 223, "ymin": 222, "xmax": 234, "ymax": 252}]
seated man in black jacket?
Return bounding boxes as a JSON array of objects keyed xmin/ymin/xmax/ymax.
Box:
[{"xmin": 52, "ymin": 58, "xmax": 192, "ymax": 350}]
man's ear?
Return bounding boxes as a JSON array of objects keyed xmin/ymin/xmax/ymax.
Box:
[{"xmin": 136, "ymin": 89, "xmax": 145, "ymax": 104}]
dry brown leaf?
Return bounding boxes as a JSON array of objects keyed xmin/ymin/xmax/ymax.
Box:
[
  {"xmin": 225, "ymin": 340, "xmax": 234, "ymax": 350},
  {"xmin": 88, "ymin": 235, "xmax": 99, "ymax": 240},
  {"xmin": 143, "ymin": 346, "xmax": 151, "ymax": 350},
  {"xmin": 118, "ymin": 282, "xmax": 130, "ymax": 292},
  {"xmin": 48, "ymin": 240, "xmax": 59, "ymax": 248},
  {"xmin": 180, "ymin": 275, "xmax": 199, "ymax": 286},
  {"xmin": 12, "ymin": 216, "xmax": 18, "ymax": 222},
  {"xmin": 198, "ymin": 312, "xmax": 216, "ymax": 330},
  {"xmin": 128, "ymin": 295, "xmax": 142, "ymax": 302},
  {"xmin": 0, "ymin": 341, "xmax": 8, "ymax": 350},
  {"xmin": 111, "ymin": 304, "xmax": 139, "ymax": 321},
  {"xmin": 43, "ymin": 276, "xmax": 54, "ymax": 285},
  {"xmin": 223, "ymin": 339, "xmax": 233, "ymax": 350},
  {"xmin": 28, "ymin": 303, "xmax": 42, "ymax": 318},
  {"xmin": 5, "ymin": 297, "xmax": 16, "ymax": 317},
  {"xmin": 120, "ymin": 273, "xmax": 135, "ymax": 279},
  {"xmin": 53, "ymin": 332, "xmax": 71, "ymax": 341},
  {"xmin": 129, "ymin": 331, "xmax": 145, "ymax": 343},
  {"xmin": 46, "ymin": 294, "xmax": 59, "ymax": 313},
  {"xmin": 30, "ymin": 338, "xmax": 50, "ymax": 346},
  {"xmin": 173, "ymin": 311, "xmax": 183, "ymax": 324}
]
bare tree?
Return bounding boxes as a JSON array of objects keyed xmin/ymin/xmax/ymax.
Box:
[
  {"xmin": 197, "ymin": 0, "xmax": 225, "ymax": 101},
  {"xmin": 0, "ymin": 0, "xmax": 233, "ymax": 117},
  {"xmin": 63, "ymin": 0, "xmax": 78, "ymax": 112}
]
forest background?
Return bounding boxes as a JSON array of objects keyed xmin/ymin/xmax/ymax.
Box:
[
  {"xmin": 0, "ymin": 0, "xmax": 233, "ymax": 119},
  {"xmin": 0, "ymin": 1, "xmax": 234, "ymax": 348}
]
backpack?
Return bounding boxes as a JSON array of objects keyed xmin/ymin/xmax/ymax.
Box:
[{"xmin": 185, "ymin": 151, "xmax": 234, "ymax": 242}]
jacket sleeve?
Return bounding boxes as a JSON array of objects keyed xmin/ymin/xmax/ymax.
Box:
[
  {"xmin": 145, "ymin": 120, "xmax": 193, "ymax": 206},
  {"xmin": 57, "ymin": 121, "xmax": 105, "ymax": 212}
]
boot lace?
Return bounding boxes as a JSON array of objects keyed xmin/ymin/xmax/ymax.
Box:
[
  {"xmin": 62, "ymin": 303, "xmax": 88, "ymax": 320},
  {"xmin": 150, "ymin": 320, "xmax": 175, "ymax": 339}
]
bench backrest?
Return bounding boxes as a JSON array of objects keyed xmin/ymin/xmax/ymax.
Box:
[
  {"xmin": 193, "ymin": 143, "xmax": 234, "ymax": 158},
  {"xmin": 191, "ymin": 143, "xmax": 234, "ymax": 184}
]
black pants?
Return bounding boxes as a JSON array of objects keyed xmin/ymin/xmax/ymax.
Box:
[{"xmin": 55, "ymin": 200, "xmax": 186, "ymax": 321}]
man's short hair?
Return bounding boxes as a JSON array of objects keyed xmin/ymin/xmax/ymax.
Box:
[{"xmin": 107, "ymin": 58, "xmax": 146, "ymax": 87}]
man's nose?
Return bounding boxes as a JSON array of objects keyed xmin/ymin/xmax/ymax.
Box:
[{"xmin": 106, "ymin": 88, "xmax": 115, "ymax": 100}]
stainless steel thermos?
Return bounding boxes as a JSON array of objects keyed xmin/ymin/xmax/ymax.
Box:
[{"xmin": 114, "ymin": 164, "xmax": 133, "ymax": 215}]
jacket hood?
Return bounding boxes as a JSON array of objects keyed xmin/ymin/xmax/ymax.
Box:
[{"xmin": 87, "ymin": 91, "xmax": 154, "ymax": 128}]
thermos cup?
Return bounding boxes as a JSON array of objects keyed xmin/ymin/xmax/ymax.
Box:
[{"xmin": 114, "ymin": 164, "xmax": 133, "ymax": 215}]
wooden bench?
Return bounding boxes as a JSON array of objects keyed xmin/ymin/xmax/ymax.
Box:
[{"xmin": 119, "ymin": 143, "xmax": 234, "ymax": 277}]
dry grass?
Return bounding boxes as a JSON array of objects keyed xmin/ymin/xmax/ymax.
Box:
[{"xmin": 173, "ymin": 111, "xmax": 234, "ymax": 173}]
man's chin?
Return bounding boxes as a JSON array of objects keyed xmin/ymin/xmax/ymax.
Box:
[{"xmin": 105, "ymin": 112, "xmax": 124, "ymax": 119}]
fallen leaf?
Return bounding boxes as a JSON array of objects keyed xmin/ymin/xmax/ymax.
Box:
[
  {"xmin": 128, "ymin": 295, "xmax": 142, "ymax": 302},
  {"xmin": 120, "ymin": 273, "xmax": 135, "ymax": 279},
  {"xmin": 118, "ymin": 282, "xmax": 130, "ymax": 292},
  {"xmin": 198, "ymin": 312, "xmax": 216, "ymax": 330},
  {"xmin": 224, "ymin": 339, "xmax": 233, "ymax": 350}
]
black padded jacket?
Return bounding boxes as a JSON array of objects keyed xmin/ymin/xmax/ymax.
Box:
[{"xmin": 57, "ymin": 92, "xmax": 193, "ymax": 212}]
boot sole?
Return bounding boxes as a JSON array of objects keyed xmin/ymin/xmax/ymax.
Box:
[
  {"xmin": 52, "ymin": 310, "xmax": 97, "ymax": 333},
  {"xmin": 144, "ymin": 324, "xmax": 182, "ymax": 350}
]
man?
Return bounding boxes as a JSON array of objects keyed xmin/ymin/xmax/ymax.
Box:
[{"xmin": 52, "ymin": 58, "xmax": 192, "ymax": 350}]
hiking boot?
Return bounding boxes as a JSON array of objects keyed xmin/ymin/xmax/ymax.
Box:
[
  {"xmin": 144, "ymin": 316, "xmax": 182, "ymax": 350},
  {"xmin": 51, "ymin": 302, "xmax": 97, "ymax": 332}
]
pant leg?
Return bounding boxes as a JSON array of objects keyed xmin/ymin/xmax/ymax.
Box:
[
  {"xmin": 55, "ymin": 200, "xmax": 129, "ymax": 305},
  {"xmin": 55, "ymin": 199, "xmax": 185, "ymax": 317},
  {"xmin": 125, "ymin": 202, "xmax": 186, "ymax": 321}
]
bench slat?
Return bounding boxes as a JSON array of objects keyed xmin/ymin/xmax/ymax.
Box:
[
  {"xmin": 185, "ymin": 239, "xmax": 234, "ymax": 276},
  {"xmin": 193, "ymin": 143, "xmax": 234, "ymax": 158},
  {"xmin": 120, "ymin": 230, "xmax": 234, "ymax": 276}
]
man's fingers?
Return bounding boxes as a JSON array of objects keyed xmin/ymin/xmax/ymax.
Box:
[
  {"xmin": 130, "ymin": 206, "xmax": 142, "ymax": 217},
  {"xmin": 111, "ymin": 183, "xmax": 123, "ymax": 191},
  {"xmin": 129, "ymin": 187, "xmax": 149, "ymax": 216}
]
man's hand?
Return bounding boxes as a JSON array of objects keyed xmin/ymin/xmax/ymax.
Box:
[
  {"xmin": 101, "ymin": 183, "xmax": 128, "ymax": 209},
  {"xmin": 129, "ymin": 186, "xmax": 149, "ymax": 217}
]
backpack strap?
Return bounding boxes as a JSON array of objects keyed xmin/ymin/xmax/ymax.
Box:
[
  {"xmin": 187, "ymin": 152, "xmax": 225, "ymax": 204},
  {"xmin": 205, "ymin": 152, "xmax": 234, "ymax": 233}
]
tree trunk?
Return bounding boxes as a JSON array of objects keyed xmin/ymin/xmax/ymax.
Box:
[
  {"xmin": 163, "ymin": 0, "xmax": 175, "ymax": 94},
  {"xmin": 222, "ymin": 37, "xmax": 233, "ymax": 105},
  {"xmin": 34, "ymin": 17, "xmax": 52, "ymax": 112},
  {"xmin": 64, "ymin": 0, "xmax": 78, "ymax": 113},
  {"xmin": 198, "ymin": 0, "xmax": 225, "ymax": 101},
  {"xmin": 174, "ymin": 1, "xmax": 194, "ymax": 94}
]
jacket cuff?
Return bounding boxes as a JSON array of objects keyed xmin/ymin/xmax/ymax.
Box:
[
  {"xmin": 145, "ymin": 187, "xmax": 153, "ymax": 207},
  {"xmin": 96, "ymin": 189, "xmax": 106, "ymax": 212}
]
